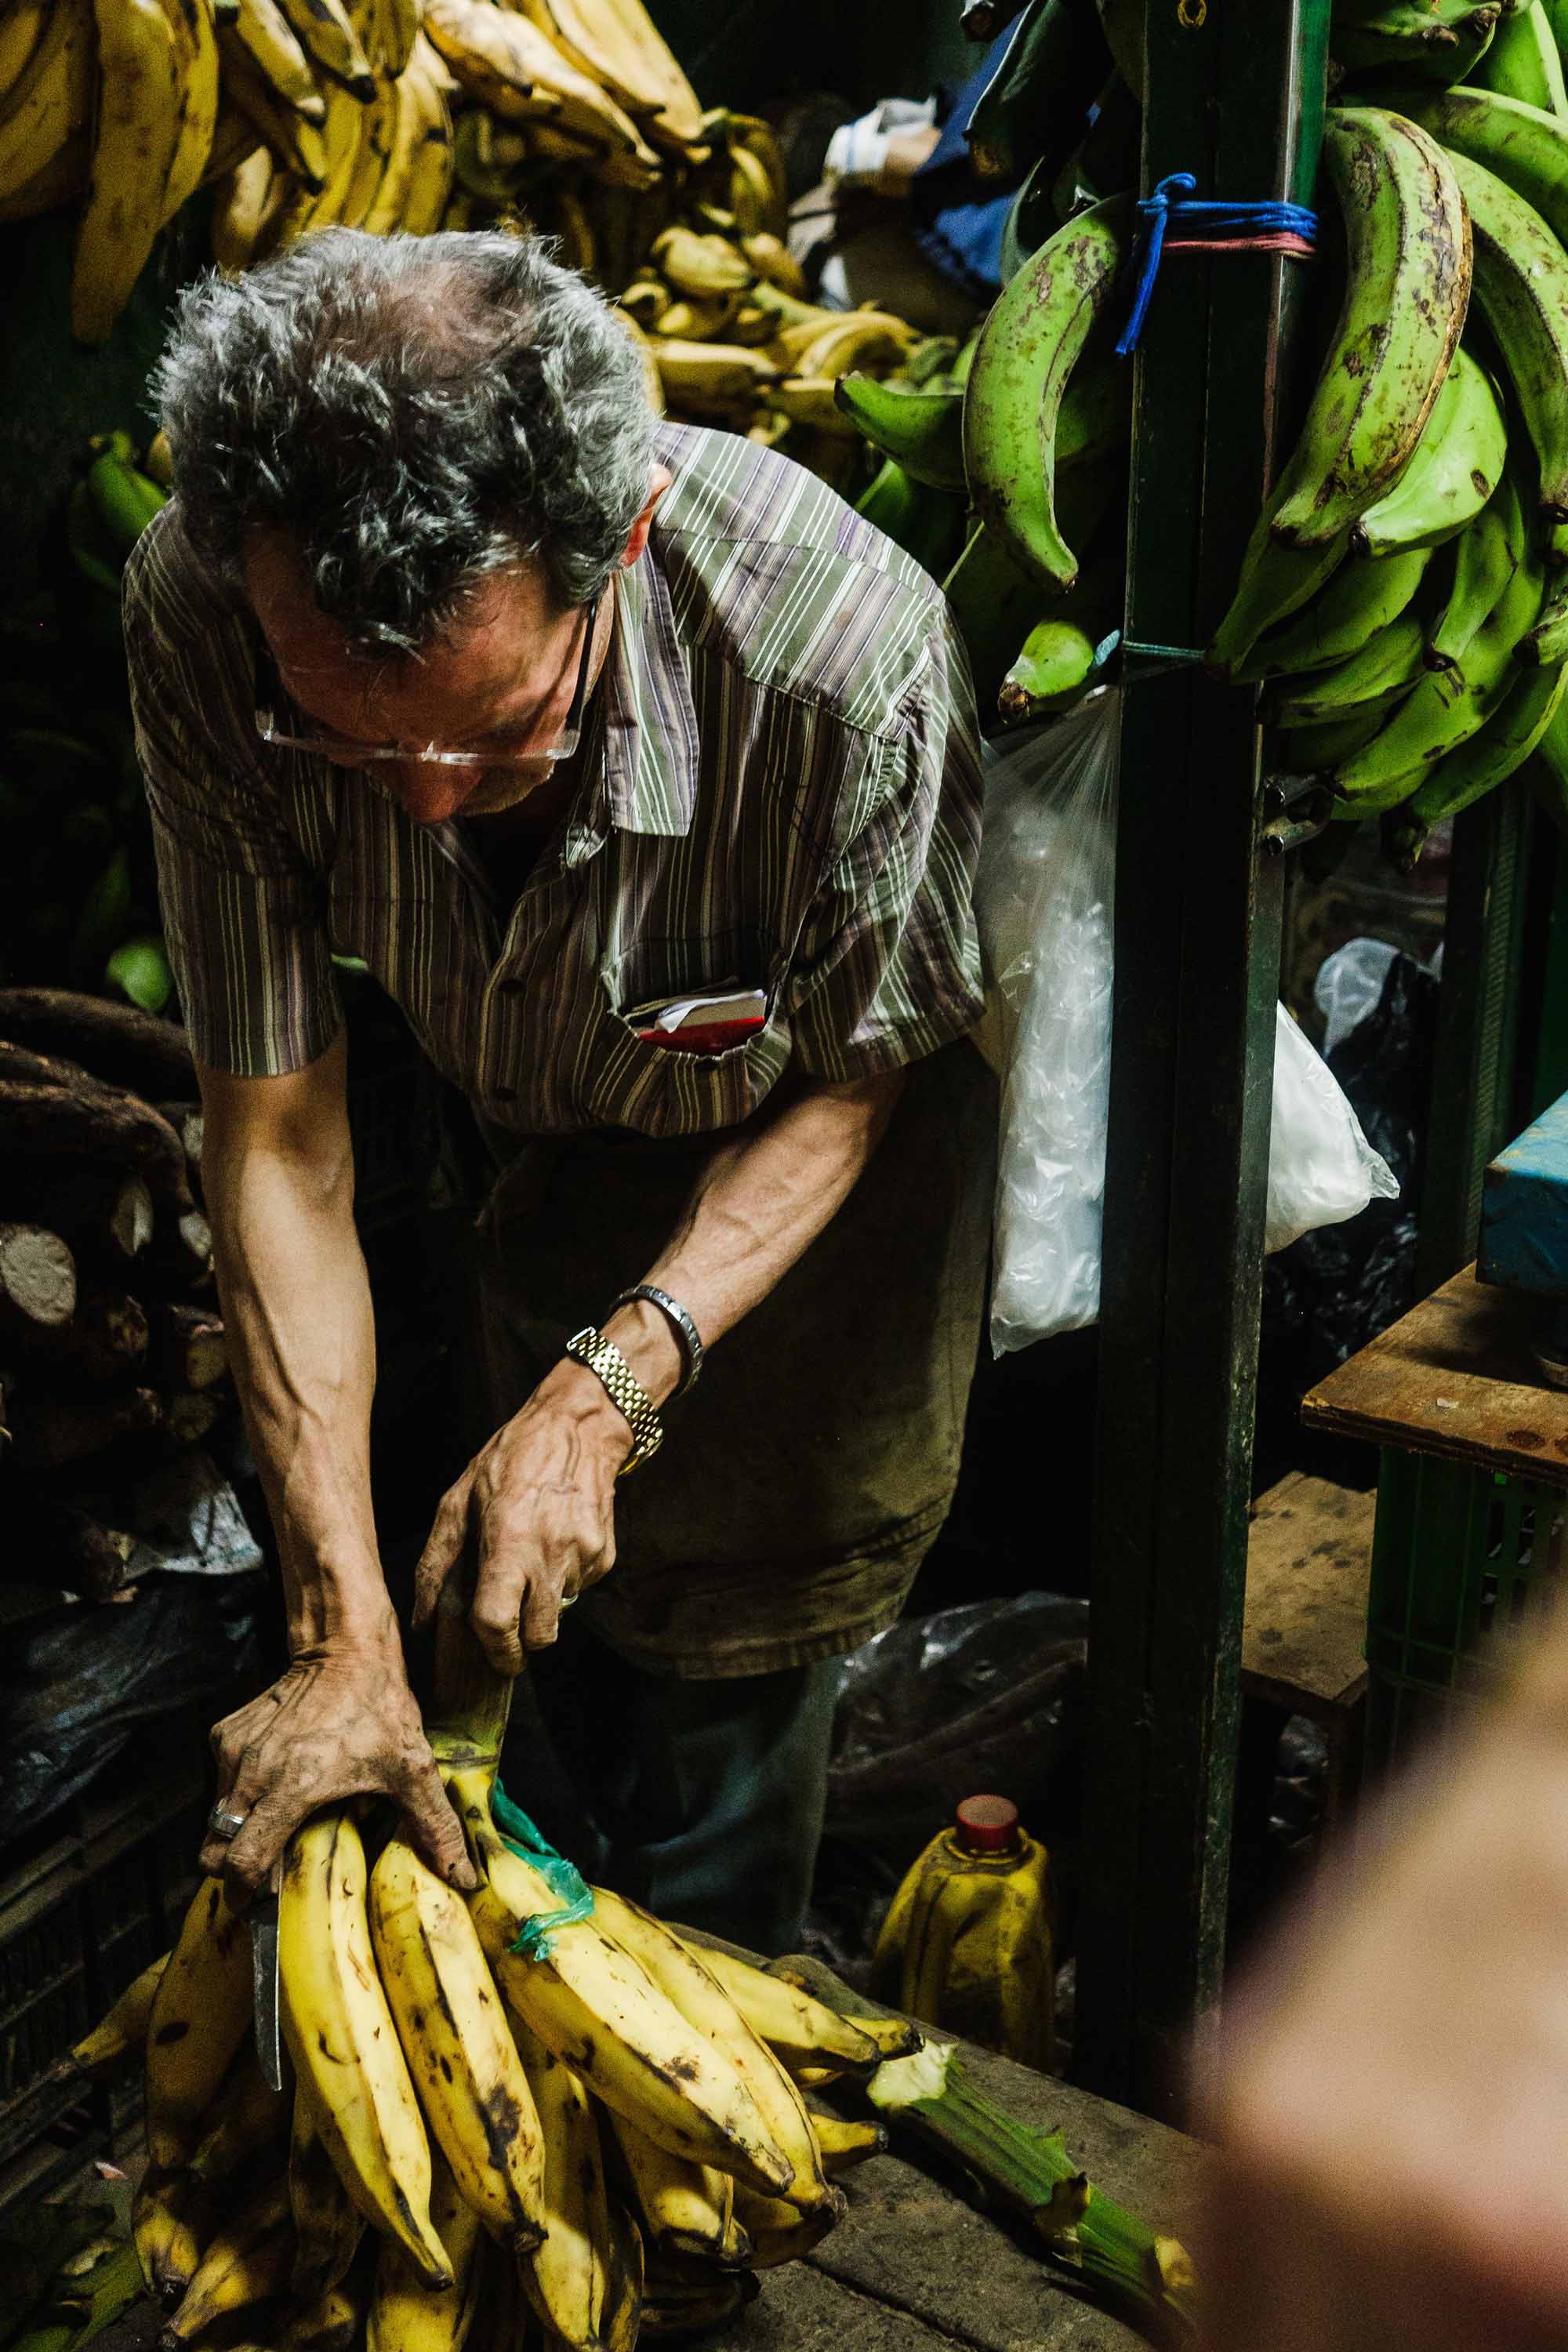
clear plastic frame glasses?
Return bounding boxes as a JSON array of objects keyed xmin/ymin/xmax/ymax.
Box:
[{"xmin": 253, "ymin": 597, "xmax": 599, "ymax": 770}]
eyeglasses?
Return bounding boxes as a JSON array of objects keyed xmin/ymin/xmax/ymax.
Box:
[{"xmin": 252, "ymin": 597, "xmax": 600, "ymax": 770}]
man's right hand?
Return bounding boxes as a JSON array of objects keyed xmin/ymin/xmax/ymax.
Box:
[{"xmin": 199, "ymin": 1631, "xmax": 478, "ymax": 1907}]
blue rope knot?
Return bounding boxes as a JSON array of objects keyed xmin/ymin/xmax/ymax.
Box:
[
  {"xmin": 492, "ymin": 1778, "xmax": 595, "ymax": 1959},
  {"xmin": 1116, "ymin": 171, "xmax": 1318, "ymax": 356}
]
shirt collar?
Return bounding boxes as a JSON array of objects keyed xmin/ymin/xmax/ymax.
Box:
[{"xmin": 597, "ymin": 538, "xmax": 698, "ymax": 839}]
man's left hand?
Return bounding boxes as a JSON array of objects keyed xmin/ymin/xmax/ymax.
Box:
[{"xmin": 412, "ymin": 1358, "xmax": 630, "ymax": 1672}]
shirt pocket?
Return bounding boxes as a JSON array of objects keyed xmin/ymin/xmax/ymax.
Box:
[{"xmin": 588, "ymin": 932, "xmax": 794, "ymax": 1137}]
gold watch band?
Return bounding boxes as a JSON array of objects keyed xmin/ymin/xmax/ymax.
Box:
[{"xmin": 563, "ymin": 1325, "xmax": 663, "ymax": 1474}]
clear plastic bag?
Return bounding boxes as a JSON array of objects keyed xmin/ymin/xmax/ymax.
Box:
[
  {"xmin": 1266, "ymin": 1004, "xmax": 1400, "ymax": 1254},
  {"xmin": 976, "ymin": 691, "xmax": 1399, "ymax": 1355},
  {"xmin": 976, "ymin": 695, "xmax": 1118, "ymax": 1356}
]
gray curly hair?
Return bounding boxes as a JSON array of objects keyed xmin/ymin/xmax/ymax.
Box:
[{"xmin": 154, "ymin": 227, "xmax": 657, "ymax": 658}]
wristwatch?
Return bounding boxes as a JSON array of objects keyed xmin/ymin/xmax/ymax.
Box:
[
  {"xmin": 563, "ymin": 1326, "xmax": 663, "ymax": 1474},
  {"xmin": 608, "ymin": 1283, "xmax": 705, "ymax": 1399}
]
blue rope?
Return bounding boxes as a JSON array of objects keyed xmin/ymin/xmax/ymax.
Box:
[
  {"xmin": 1116, "ymin": 172, "xmax": 1318, "ymax": 356},
  {"xmin": 491, "ymin": 1780, "xmax": 595, "ymax": 1959}
]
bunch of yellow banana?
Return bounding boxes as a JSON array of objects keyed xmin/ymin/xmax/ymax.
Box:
[{"xmin": 75, "ymin": 1771, "xmax": 916, "ymax": 2350}]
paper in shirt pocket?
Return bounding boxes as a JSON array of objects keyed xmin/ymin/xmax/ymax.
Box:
[{"xmin": 627, "ymin": 985, "xmax": 768, "ymax": 1055}]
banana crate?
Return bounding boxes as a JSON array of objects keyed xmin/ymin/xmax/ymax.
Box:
[
  {"xmin": 1364, "ymin": 1446, "xmax": 1568, "ymax": 1771},
  {"xmin": 0, "ymin": 1729, "xmax": 209, "ymax": 2211}
]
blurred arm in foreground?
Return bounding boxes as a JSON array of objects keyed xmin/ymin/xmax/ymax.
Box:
[{"xmin": 1201, "ymin": 1628, "xmax": 1568, "ymax": 2352}]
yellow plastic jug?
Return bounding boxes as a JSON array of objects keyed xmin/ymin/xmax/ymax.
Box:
[{"xmin": 869, "ymin": 1794, "xmax": 1054, "ymax": 2071}]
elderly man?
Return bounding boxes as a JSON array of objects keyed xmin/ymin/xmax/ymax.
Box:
[{"xmin": 125, "ymin": 227, "xmax": 992, "ymax": 1952}]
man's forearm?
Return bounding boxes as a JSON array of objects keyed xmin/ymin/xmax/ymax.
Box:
[
  {"xmin": 598, "ymin": 1068, "xmax": 907, "ymax": 1410},
  {"xmin": 200, "ymin": 1041, "xmax": 394, "ymax": 1653}
]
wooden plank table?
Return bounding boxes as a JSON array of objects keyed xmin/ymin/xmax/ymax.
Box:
[
  {"xmin": 1301, "ymin": 1263, "xmax": 1568, "ymax": 1489},
  {"xmin": 95, "ymin": 2044, "xmax": 1204, "ymax": 2352},
  {"xmin": 1242, "ymin": 1474, "xmax": 1375, "ymax": 1825}
]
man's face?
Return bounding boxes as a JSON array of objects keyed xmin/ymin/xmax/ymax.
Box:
[{"xmin": 244, "ymin": 532, "xmax": 590, "ymax": 826}]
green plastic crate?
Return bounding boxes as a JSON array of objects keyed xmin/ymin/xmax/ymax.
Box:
[{"xmin": 1366, "ymin": 1447, "xmax": 1567, "ymax": 1772}]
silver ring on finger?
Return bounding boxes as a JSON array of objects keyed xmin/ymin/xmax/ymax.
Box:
[{"xmin": 208, "ymin": 1804, "xmax": 248, "ymax": 1842}]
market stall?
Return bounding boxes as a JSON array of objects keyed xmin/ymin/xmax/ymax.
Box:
[{"xmin": 3, "ymin": 0, "xmax": 1566, "ymax": 2337}]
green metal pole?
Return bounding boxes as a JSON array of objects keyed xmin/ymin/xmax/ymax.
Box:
[
  {"xmin": 1417, "ymin": 782, "xmax": 1534, "ymax": 1290},
  {"xmin": 1074, "ymin": 0, "xmax": 1332, "ymax": 2122}
]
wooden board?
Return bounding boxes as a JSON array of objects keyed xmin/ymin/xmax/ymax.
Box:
[
  {"xmin": 1302, "ymin": 1265, "xmax": 1568, "ymax": 1488},
  {"xmin": 94, "ymin": 2041, "xmax": 1203, "ymax": 2352},
  {"xmin": 1241, "ymin": 1474, "xmax": 1374, "ymax": 1717}
]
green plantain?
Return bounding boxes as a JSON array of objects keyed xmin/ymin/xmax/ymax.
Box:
[{"xmin": 1267, "ymin": 108, "xmax": 1470, "ymax": 550}]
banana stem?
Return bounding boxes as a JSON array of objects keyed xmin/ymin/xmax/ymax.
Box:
[
  {"xmin": 869, "ymin": 2049, "xmax": 1198, "ymax": 2340},
  {"xmin": 426, "ymin": 1554, "xmax": 513, "ymax": 1768}
]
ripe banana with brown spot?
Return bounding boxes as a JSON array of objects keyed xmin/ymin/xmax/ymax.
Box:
[
  {"xmin": 280, "ymin": 1811, "xmax": 453, "ymax": 2291},
  {"xmin": 368, "ymin": 2147, "xmax": 486, "ymax": 2352},
  {"xmin": 0, "ymin": 0, "xmax": 94, "ymax": 206},
  {"xmin": 450, "ymin": 1769, "xmax": 792, "ymax": 2194},
  {"xmin": 368, "ymin": 1837, "xmax": 547, "ymax": 2250},
  {"xmin": 217, "ymin": 34, "xmax": 330, "ymax": 183},
  {"xmin": 423, "ymin": 0, "xmax": 655, "ymax": 158},
  {"xmin": 274, "ymin": 0, "xmax": 374, "ymax": 94},
  {"xmin": 162, "ymin": 2175, "xmax": 293, "ymax": 2345},
  {"xmin": 519, "ymin": 0, "xmax": 703, "ymax": 145},
  {"xmin": 510, "ymin": 2008, "xmax": 644, "ymax": 2352},
  {"xmin": 144, "ymin": 1875, "xmax": 253, "ymax": 2169},
  {"xmin": 289, "ymin": 2082, "xmax": 366, "ymax": 2299},
  {"xmin": 65, "ymin": 1952, "xmax": 168, "ymax": 2079}
]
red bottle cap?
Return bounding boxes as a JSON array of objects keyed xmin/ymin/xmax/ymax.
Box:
[{"xmin": 954, "ymin": 1794, "xmax": 1021, "ymax": 1853}]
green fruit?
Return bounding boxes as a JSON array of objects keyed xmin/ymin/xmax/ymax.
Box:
[
  {"xmin": 962, "ymin": 194, "xmax": 1133, "ymax": 588},
  {"xmin": 1268, "ymin": 110, "xmax": 1469, "ymax": 550},
  {"xmin": 835, "ymin": 375, "xmax": 965, "ymax": 492},
  {"xmin": 1207, "ymin": 507, "xmax": 1351, "ymax": 677},
  {"xmin": 104, "ymin": 933, "xmax": 176, "ymax": 1014},
  {"xmin": 1426, "ymin": 475, "xmax": 1522, "ymax": 670},
  {"xmin": 1334, "ymin": 6, "xmax": 1500, "ymax": 81},
  {"xmin": 1476, "ymin": 0, "xmax": 1568, "ymax": 114},
  {"xmin": 1400, "ymin": 82, "xmax": 1568, "ymax": 251},
  {"xmin": 997, "ymin": 616, "xmax": 1119, "ymax": 721},
  {"xmin": 1446, "ymin": 147, "xmax": 1568, "ymax": 520},
  {"xmin": 855, "ymin": 459, "xmax": 967, "ymax": 581},
  {"xmin": 85, "ymin": 450, "xmax": 166, "ymax": 559},
  {"xmin": 1275, "ymin": 704, "xmax": 1410, "ymax": 767},
  {"xmin": 1519, "ymin": 569, "xmax": 1568, "ymax": 665},
  {"xmin": 1055, "ymin": 348, "xmax": 1133, "ymax": 466},
  {"xmin": 1332, "ymin": 488, "xmax": 1546, "ymax": 798},
  {"xmin": 1267, "ymin": 610, "xmax": 1429, "ymax": 727},
  {"xmin": 1390, "ymin": 655, "xmax": 1568, "ymax": 862},
  {"xmin": 942, "ymin": 524, "xmax": 1054, "ymax": 714},
  {"xmin": 1240, "ymin": 543, "xmax": 1434, "ymax": 679},
  {"xmin": 1349, "ymin": 345, "xmax": 1507, "ymax": 557}
]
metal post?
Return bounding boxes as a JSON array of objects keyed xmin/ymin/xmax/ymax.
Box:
[
  {"xmin": 1075, "ymin": 0, "xmax": 1331, "ymax": 2122},
  {"xmin": 1417, "ymin": 781, "xmax": 1534, "ymax": 1290}
]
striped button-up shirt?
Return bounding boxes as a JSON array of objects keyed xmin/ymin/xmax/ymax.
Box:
[{"xmin": 124, "ymin": 422, "xmax": 985, "ymax": 1138}]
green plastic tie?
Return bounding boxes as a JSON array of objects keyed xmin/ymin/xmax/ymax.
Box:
[{"xmin": 491, "ymin": 1780, "xmax": 594, "ymax": 1959}]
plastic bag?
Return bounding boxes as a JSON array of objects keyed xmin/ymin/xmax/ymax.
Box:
[
  {"xmin": 808, "ymin": 1592, "xmax": 1089, "ymax": 1968},
  {"xmin": 976, "ymin": 692, "xmax": 1401, "ymax": 1354},
  {"xmin": 976, "ymin": 695, "xmax": 1118, "ymax": 1356},
  {"xmin": 0, "ymin": 1572, "xmax": 265, "ymax": 1841},
  {"xmin": 1265, "ymin": 1005, "xmax": 1401, "ymax": 1254},
  {"xmin": 1315, "ymin": 937, "xmax": 1400, "ymax": 1057}
]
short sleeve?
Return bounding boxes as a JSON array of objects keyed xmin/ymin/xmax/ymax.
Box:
[
  {"xmin": 122, "ymin": 511, "xmax": 342, "ymax": 1076},
  {"xmin": 783, "ymin": 613, "xmax": 985, "ymax": 1082}
]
